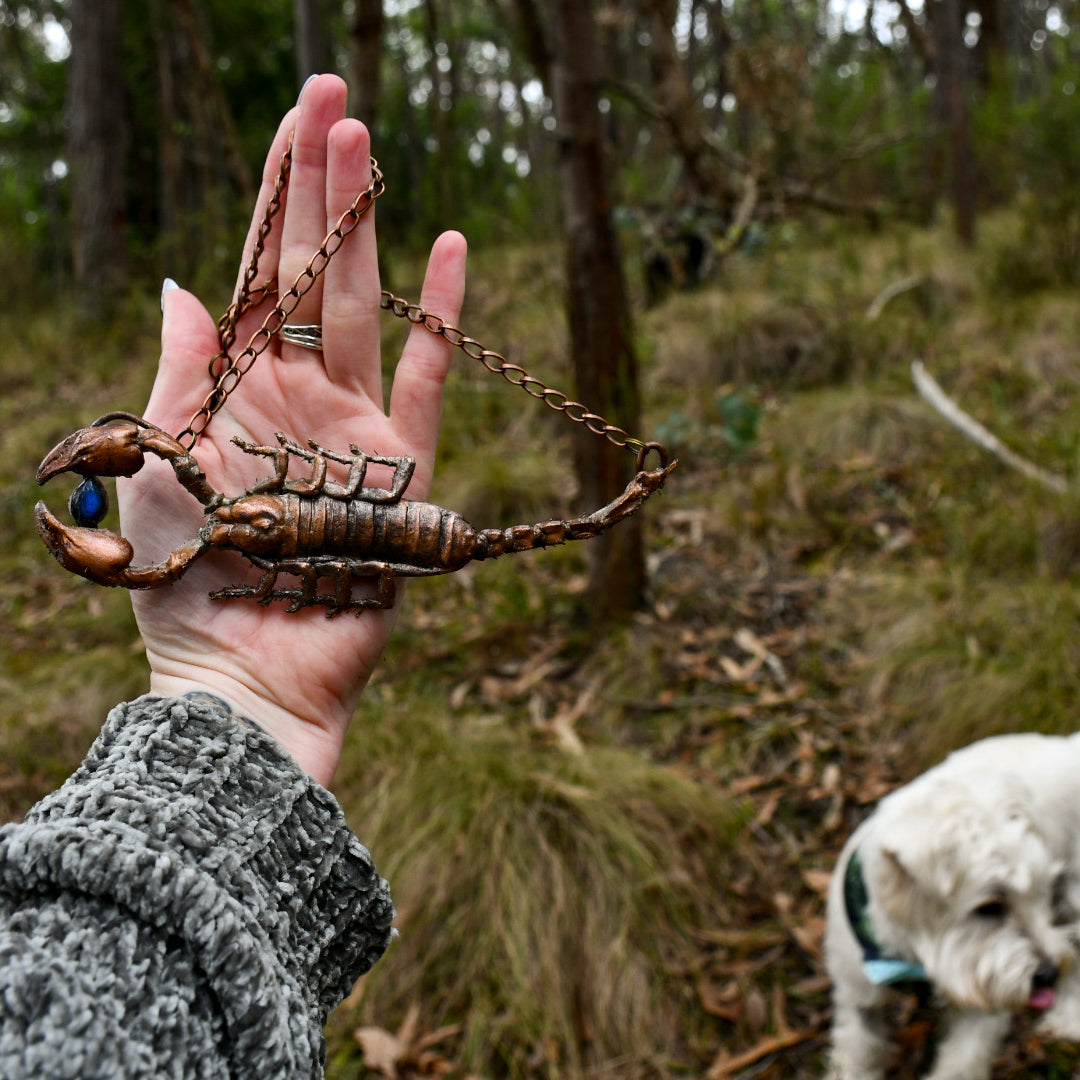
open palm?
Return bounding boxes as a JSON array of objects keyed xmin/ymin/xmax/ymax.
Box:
[{"xmin": 118, "ymin": 75, "xmax": 467, "ymax": 785}]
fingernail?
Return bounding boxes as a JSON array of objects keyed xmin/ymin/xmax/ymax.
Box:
[
  {"xmin": 161, "ymin": 277, "xmax": 179, "ymax": 313},
  {"xmin": 297, "ymin": 73, "xmax": 318, "ymax": 105}
]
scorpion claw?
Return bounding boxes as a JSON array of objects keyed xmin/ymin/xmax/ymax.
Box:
[
  {"xmin": 34, "ymin": 414, "xmax": 215, "ymax": 589},
  {"xmin": 34, "ymin": 502, "xmax": 137, "ymax": 585},
  {"xmin": 35, "ymin": 501, "xmax": 208, "ymax": 589},
  {"xmin": 36, "ymin": 419, "xmax": 148, "ymax": 485}
]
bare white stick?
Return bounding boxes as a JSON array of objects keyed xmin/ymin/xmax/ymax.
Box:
[
  {"xmin": 911, "ymin": 359, "xmax": 1069, "ymax": 495},
  {"xmin": 865, "ymin": 274, "xmax": 923, "ymax": 321}
]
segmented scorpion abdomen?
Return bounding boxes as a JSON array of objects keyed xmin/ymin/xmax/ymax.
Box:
[
  {"xmin": 293, "ymin": 494, "xmax": 479, "ymax": 570},
  {"xmin": 293, "ymin": 495, "xmax": 597, "ymax": 569}
]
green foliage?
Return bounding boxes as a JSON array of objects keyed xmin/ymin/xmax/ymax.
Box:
[
  {"xmin": 0, "ymin": 4, "xmax": 69, "ymax": 296},
  {"xmin": 655, "ymin": 386, "xmax": 761, "ymax": 467},
  {"xmin": 976, "ymin": 57, "xmax": 1080, "ymax": 291}
]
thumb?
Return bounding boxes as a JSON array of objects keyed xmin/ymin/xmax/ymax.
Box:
[{"xmin": 145, "ymin": 279, "xmax": 222, "ymax": 430}]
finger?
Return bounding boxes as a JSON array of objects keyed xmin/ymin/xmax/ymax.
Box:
[
  {"xmin": 144, "ymin": 283, "xmax": 222, "ymax": 435},
  {"xmin": 321, "ymin": 119, "xmax": 381, "ymax": 399},
  {"xmin": 277, "ymin": 74, "xmax": 348, "ymax": 352},
  {"xmin": 388, "ymin": 231, "xmax": 468, "ymax": 494}
]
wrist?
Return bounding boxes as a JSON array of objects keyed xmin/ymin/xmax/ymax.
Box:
[{"xmin": 148, "ymin": 666, "xmax": 347, "ymax": 787}]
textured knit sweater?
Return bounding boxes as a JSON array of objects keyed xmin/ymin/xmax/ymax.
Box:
[{"xmin": 0, "ymin": 694, "xmax": 395, "ymax": 1079}]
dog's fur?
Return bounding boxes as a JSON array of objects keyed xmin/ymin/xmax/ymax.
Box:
[{"xmin": 825, "ymin": 732, "xmax": 1080, "ymax": 1079}]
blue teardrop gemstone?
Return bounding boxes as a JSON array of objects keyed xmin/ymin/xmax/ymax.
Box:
[{"xmin": 69, "ymin": 476, "xmax": 109, "ymax": 528}]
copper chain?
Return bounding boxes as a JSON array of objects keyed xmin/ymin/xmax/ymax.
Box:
[{"xmin": 179, "ymin": 135, "xmax": 666, "ymax": 471}]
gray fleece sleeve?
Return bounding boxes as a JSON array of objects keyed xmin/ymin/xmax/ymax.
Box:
[{"xmin": 0, "ymin": 693, "xmax": 395, "ymax": 1079}]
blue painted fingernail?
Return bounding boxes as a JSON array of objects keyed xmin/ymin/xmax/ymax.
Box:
[
  {"xmin": 297, "ymin": 73, "xmax": 318, "ymax": 105},
  {"xmin": 161, "ymin": 277, "xmax": 179, "ymax": 313}
]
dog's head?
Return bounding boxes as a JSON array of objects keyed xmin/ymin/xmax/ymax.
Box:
[{"xmin": 861, "ymin": 770, "xmax": 1075, "ymax": 1012}]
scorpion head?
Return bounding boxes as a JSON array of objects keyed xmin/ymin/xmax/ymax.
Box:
[{"xmin": 202, "ymin": 495, "xmax": 298, "ymax": 557}]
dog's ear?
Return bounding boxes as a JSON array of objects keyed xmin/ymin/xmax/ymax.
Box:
[
  {"xmin": 869, "ymin": 793, "xmax": 964, "ymax": 917},
  {"xmin": 874, "ymin": 846, "xmax": 919, "ymax": 921}
]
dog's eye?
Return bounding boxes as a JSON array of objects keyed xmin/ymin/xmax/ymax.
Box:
[
  {"xmin": 972, "ymin": 900, "xmax": 1007, "ymax": 920},
  {"xmin": 1052, "ymin": 873, "xmax": 1075, "ymax": 922}
]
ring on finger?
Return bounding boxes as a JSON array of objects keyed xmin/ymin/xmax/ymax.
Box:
[{"xmin": 280, "ymin": 324, "xmax": 324, "ymax": 351}]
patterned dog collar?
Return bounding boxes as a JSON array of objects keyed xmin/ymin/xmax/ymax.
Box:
[{"xmin": 843, "ymin": 848, "xmax": 930, "ymax": 987}]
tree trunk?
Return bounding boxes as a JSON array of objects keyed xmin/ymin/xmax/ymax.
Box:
[
  {"xmin": 349, "ymin": 0, "xmax": 385, "ymax": 128},
  {"xmin": 639, "ymin": 0, "xmax": 736, "ymax": 213},
  {"xmin": 541, "ymin": 0, "xmax": 647, "ymax": 621},
  {"xmin": 931, "ymin": 0, "xmax": 976, "ymax": 245},
  {"xmin": 153, "ymin": 0, "xmax": 184, "ymax": 272},
  {"xmin": 293, "ymin": 0, "xmax": 333, "ymax": 86},
  {"xmin": 66, "ymin": 0, "xmax": 126, "ymax": 299},
  {"xmin": 422, "ymin": 0, "xmax": 458, "ymax": 221}
]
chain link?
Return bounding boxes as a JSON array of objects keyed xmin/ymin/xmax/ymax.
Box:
[
  {"xmin": 178, "ymin": 131, "xmax": 666, "ymax": 472},
  {"xmin": 177, "ymin": 145, "xmax": 385, "ymax": 449},
  {"xmin": 378, "ymin": 292, "xmax": 664, "ymax": 467}
]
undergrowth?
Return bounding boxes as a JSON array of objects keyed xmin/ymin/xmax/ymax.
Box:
[{"xmin": 3, "ymin": 208, "xmax": 1080, "ymax": 1077}]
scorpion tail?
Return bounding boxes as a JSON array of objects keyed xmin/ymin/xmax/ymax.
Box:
[
  {"xmin": 475, "ymin": 519, "xmax": 582, "ymax": 560},
  {"xmin": 473, "ymin": 459, "xmax": 678, "ymax": 561}
]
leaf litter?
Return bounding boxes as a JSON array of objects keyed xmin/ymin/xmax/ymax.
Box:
[{"xmin": 339, "ymin": 436, "xmax": 1080, "ymax": 1079}]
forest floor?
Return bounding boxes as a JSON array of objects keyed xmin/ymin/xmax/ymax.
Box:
[{"xmin": 4, "ymin": 210, "xmax": 1080, "ymax": 1078}]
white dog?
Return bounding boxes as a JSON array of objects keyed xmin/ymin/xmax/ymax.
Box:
[{"xmin": 825, "ymin": 732, "xmax": 1080, "ymax": 1080}]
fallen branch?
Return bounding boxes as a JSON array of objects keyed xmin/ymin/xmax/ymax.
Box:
[
  {"xmin": 865, "ymin": 274, "xmax": 923, "ymax": 321},
  {"xmin": 911, "ymin": 360, "xmax": 1069, "ymax": 495},
  {"xmin": 706, "ymin": 1026, "xmax": 821, "ymax": 1079}
]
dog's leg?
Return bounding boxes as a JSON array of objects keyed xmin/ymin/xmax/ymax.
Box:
[
  {"xmin": 828, "ymin": 995, "xmax": 894, "ymax": 1080},
  {"xmin": 924, "ymin": 1009, "xmax": 1009, "ymax": 1080}
]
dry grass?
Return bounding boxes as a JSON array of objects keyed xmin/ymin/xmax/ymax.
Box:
[{"xmin": 331, "ymin": 690, "xmax": 744, "ymax": 1078}]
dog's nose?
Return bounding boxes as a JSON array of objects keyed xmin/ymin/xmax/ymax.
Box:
[{"xmin": 1033, "ymin": 961, "xmax": 1060, "ymax": 990}]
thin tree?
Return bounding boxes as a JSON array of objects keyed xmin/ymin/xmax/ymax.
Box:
[
  {"xmin": 66, "ymin": 0, "xmax": 126, "ymax": 299},
  {"xmin": 524, "ymin": 0, "xmax": 648, "ymax": 620},
  {"xmin": 294, "ymin": 0, "xmax": 333, "ymax": 86},
  {"xmin": 930, "ymin": 0, "xmax": 976, "ymax": 244},
  {"xmin": 349, "ymin": 0, "xmax": 385, "ymax": 128}
]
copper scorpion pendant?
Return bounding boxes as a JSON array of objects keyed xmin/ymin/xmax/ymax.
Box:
[{"xmin": 34, "ymin": 144, "xmax": 676, "ymax": 616}]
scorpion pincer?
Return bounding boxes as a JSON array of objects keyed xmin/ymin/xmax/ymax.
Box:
[{"xmin": 35, "ymin": 412, "xmax": 677, "ymax": 615}]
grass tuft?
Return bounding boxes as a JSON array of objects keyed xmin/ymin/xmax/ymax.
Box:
[{"xmin": 332, "ymin": 690, "xmax": 744, "ymax": 1078}]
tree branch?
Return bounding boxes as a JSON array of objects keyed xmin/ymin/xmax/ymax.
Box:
[{"xmin": 911, "ymin": 360, "xmax": 1069, "ymax": 495}]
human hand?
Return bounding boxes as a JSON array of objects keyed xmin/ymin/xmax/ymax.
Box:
[{"xmin": 118, "ymin": 74, "xmax": 467, "ymax": 785}]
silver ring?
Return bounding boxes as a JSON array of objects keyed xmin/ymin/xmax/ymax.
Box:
[{"xmin": 280, "ymin": 324, "xmax": 323, "ymax": 351}]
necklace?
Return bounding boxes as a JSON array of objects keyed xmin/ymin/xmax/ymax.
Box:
[{"xmin": 34, "ymin": 136, "xmax": 675, "ymax": 615}]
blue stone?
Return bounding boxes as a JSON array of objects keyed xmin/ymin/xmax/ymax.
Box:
[{"xmin": 69, "ymin": 477, "xmax": 109, "ymax": 528}]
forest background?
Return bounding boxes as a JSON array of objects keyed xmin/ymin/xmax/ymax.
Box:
[{"xmin": 4, "ymin": 1, "xmax": 1080, "ymax": 1077}]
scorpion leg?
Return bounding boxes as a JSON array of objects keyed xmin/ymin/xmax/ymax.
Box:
[
  {"xmin": 265, "ymin": 435, "xmax": 360, "ymax": 498},
  {"xmin": 322, "ymin": 561, "xmax": 354, "ymax": 618},
  {"xmin": 372, "ymin": 566, "xmax": 398, "ymax": 610},
  {"xmin": 207, "ymin": 559, "xmax": 280, "ymax": 605},
  {"xmin": 286, "ymin": 437, "xmax": 373, "ymax": 500},
  {"xmin": 286, "ymin": 436, "xmax": 415, "ymax": 503},
  {"xmin": 231, "ymin": 437, "xmax": 291, "ymax": 494},
  {"xmin": 339, "ymin": 561, "xmax": 398, "ymax": 612},
  {"xmin": 205, "ymin": 554, "xmax": 407, "ymax": 614},
  {"xmin": 332, "ymin": 452, "xmax": 414, "ymax": 503},
  {"xmin": 252, "ymin": 565, "xmax": 281, "ymax": 604},
  {"xmin": 286, "ymin": 562, "xmax": 321, "ymax": 613},
  {"xmin": 278, "ymin": 434, "xmax": 330, "ymax": 495},
  {"xmin": 308, "ymin": 441, "xmax": 368, "ymax": 499}
]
